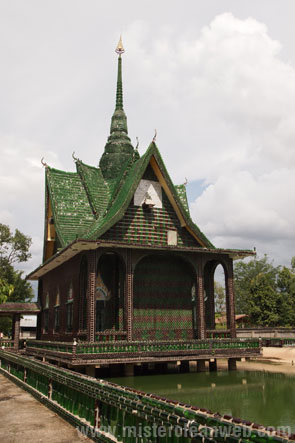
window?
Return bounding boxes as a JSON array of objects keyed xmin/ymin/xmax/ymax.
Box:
[
  {"xmin": 43, "ymin": 292, "xmax": 49, "ymax": 333},
  {"xmin": 54, "ymin": 307, "xmax": 60, "ymax": 332},
  {"xmin": 67, "ymin": 303, "xmax": 73, "ymax": 332},
  {"xmin": 43, "ymin": 310, "xmax": 49, "ymax": 333},
  {"xmin": 54, "ymin": 290, "xmax": 60, "ymax": 332},
  {"xmin": 67, "ymin": 283, "xmax": 74, "ymax": 332},
  {"xmin": 44, "ymin": 292, "xmax": 49, "ymax": 309}
]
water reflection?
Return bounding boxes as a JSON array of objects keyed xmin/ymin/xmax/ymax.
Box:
[{"xmin": 107, "ymin": 370, "xmax": 295, "ymax": 431}]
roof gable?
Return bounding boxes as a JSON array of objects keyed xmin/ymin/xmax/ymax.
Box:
[
  {"xmin": 76, "ymin": 160, "xmax": 110, "ymax": 218},
  {"xmin": 45, "ymin": 167, "xmax": 95, "ymax": 248},
  {"xmin": 85, "ymin": 142, "xmax": 214, "ymax": 248}
]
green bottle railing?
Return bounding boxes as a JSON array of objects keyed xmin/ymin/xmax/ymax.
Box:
[
  {"xmin": 1, "ymin": 350, "xmax": 293, "ymax": 443},
  {"xmin": 26, "ymin": 337, "xmax": 261, "ymax": 361},
  {"xmin": 0, "ymin": 339, "xmax": 14, "ymax": 349}
]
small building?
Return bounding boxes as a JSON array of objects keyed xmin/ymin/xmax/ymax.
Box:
[
  {"xmin": 20, "ymin": 315, "xmax": 37, "ymax": 339},
  {"xmin": 4, "ymin": 39, "xmax": 258, "ymax": 370}
]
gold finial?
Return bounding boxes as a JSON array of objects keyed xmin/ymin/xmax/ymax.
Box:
[{"xmin": 115, "ymin": 35, "xmax": 125, "ymax": 55}]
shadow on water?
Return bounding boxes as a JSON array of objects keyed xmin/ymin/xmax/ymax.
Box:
[{"xmin": 106, "ymin": 369, "xmax": 295, "ymax": 432}]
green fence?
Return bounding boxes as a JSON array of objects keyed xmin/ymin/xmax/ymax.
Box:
[
  {"xmin": 26, "ymin": 337, "xmax": 261, "ymax": 359},
  {"xmin": 0, "ymin": 350, "xmax": 293, "ymax": 442}
]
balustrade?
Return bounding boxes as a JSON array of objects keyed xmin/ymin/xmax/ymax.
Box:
[{"xmin": 0, "ymin": 350, "xmax": 293, "ymax": 443}]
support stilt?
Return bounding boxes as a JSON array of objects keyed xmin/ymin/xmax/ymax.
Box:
[
  {"xmin": 209, "ymin": 359, "xmax": 217, "ymax": 372},
  {"xmin": 228, "ymin": 358, "xmax": 237, "ymax": 371},
  {"xmin": 197, "ymin": 360, "xmax": 206, "ymax": 372}
]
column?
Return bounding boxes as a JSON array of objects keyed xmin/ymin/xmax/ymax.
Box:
[
  {"xmin": 13, "ymin": 314, "xmax": 20, "ymax": 350},
  {"xmin": 196, "ymin": 261, "xmax": 206, "ymax": 339},
  {"xmin": 197, "ymin": 360, "xmax": 206, "ymax": 372},
  {"xmin": 225, "ymin": 258, "xmax": 236, "ymax": 338},
  {"xmin": 87, "ymin": 250, "xmax": 96, "ymax": 343},
  {"xmin": 125, "ymin": 249, "xmax": 134, "ymax": 341},
  {"xmin": 228, "ymin": 358, "xmax": 237, "ymax": 371},
  {"xmin": 209, "ymin": 359, "xmax": 217, "ymax": 372}
]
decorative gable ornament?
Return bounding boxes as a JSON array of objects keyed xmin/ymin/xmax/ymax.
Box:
[{"xmin": 134, "ymin": 179, "xmax": 162, "ymax": 208}]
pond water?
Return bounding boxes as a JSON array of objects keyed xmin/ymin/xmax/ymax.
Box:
[{"xmin": 107, "ymin": 368, "xmax": 295, "ymax": 432}]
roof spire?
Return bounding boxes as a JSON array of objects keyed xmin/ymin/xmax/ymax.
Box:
[
  {"xmin": 114, "ymin": 36, "xmax": 125, "ymax": 111},
  {"xmin": 99, "ymin": 37, "xmax": 139, "ymax": 180}
]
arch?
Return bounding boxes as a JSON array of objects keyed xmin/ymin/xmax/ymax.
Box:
[
  {"xmin": 133, "ymin": 254, "xmax": 197, "ymax": 340},
  {"xmin": 95, "ymin": 252, "xmax": 125, "ymax": 332},
  {"xmin": 203, "ymin": 259, "xmax": 229, "ymax": 332}
]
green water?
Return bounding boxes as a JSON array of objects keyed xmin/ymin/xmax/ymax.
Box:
[{"xmin": 107, "ymin": 368, "xmax": 295, "ymax": 432}]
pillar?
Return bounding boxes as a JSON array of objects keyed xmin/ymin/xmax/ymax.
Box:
[
  {"xmin": 125, "ymin": 249, "xmax": 134, "ymax": 341},
  {"xmin": 209, "ymin": 359, "xmax": 217, "ymax": 372},
  {"xmin": 13, "ymin": 314, "xmax": 20, "ymax": 351},
  {"xmin": 180, "ymin": 361, "xmax": 190, "ymax": 373},
  {"xmin": 225, "ymin": 259, "xmax": 236, "ymax": 338},
  {"xmin": 228, "ymin": 358, "xmax": 237, "ymax": 371},
  {"xmin": 87, "ymin": 250, "xmax": 96, "ymax": 343},
  {"xmin": 86, "ymin": 366, "xmax": 96, "ymax": 377},
  {"xmin": 197, "ymin": 360, "xmax": 206, "ymax": 372},
  {"xmin": 196, "ymin": 261, "xmax": 206, "ymax": 339},
  {"xmin": 124, "ymin": 363, "xmax": 134, "ymax": 377}
]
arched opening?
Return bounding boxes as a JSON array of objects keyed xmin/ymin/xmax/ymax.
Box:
[
  {"xmin": 133, "ymin": 254, "xmax": 196, "ymax": 341},
  {"xmin": 95, "ymin": 252, "xmax": 125, "ymax": 333},
  {"xmin": 204, "ymin": 260, "xmax": 228, "ymax": 335}
]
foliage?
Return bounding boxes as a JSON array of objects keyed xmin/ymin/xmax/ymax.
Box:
[
  {"xmin": 234, "ymin": 255, "xmax": 278, "ymax": 315},
  {"xmin": 0, "ymin": 223, "xmax": 34, "ymax": 334},
  {"xmin": 0, "ymin": 278, "xmax": 14, "ymax": 304},
  {"xmin": 0, "ymin": 223, "xmax": 32, "ymax": 266},
  {"xmin": 234, "ymin": 255, "xmax": 295, "ymax": 327},
  {"xmin": 214, "ymin": 281, "xmax": 226, "ymax": 314},
  {"xmin": 248, "ymin": 272, "xmax": 280, "ymax": 326}
]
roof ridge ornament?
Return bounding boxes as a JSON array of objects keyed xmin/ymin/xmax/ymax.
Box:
[
  {"xmin": 115, "ymin": 35, "xmax": 125, "ymax": 55},
  {"xmin": 72, "ymin": 151, "xmax": 80, "ymax": 162},
  {"xmin": 152, "ymin": 129, "xmax": 157, "ymax": 143},
  {"xmin": 41, "ymin": 157, "xmax": 48, "ymax": 168}
]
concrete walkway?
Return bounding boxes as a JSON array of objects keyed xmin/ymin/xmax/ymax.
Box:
[{"xmin": 0, "ymin": 374, "xmax": 90, "ymax": 443}]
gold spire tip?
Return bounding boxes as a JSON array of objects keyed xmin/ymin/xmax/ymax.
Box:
[{"xmin": 115, "ymin": 36, "xmax": 125, "ymax": 55}]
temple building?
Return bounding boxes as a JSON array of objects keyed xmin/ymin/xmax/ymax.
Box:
[{"xmin": 1, "ymin": 39, "xmax": 259, "ymax": 372}]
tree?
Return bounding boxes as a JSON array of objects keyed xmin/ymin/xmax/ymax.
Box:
[
  {"xmin": 0, "ymin": 223, "xmax": 33, "ymax": 302},
  {"xmin": 276, "ymin": 260, "xmax": 295, "ymax": 327},
  {"xmin": 234, "ymin": 255, "xmax": 278, "ymax": 315},
  {"xmin": 0, "ymin": 223, "xmax": 32, "ymax": 265},
  {"xmin": 0, "ymin": 223, "xmax": 34, "ymax": 335},
  {"xmin": 0, "ymin": 278, "xmax": 14, "ymax": 304},
  {"xmin": 214, "ymin": 282, "xmax": 226, "ymax": 314},
  {"xmin": 248, "ymin": 272, "xmax": 280, "ymax": 326}
]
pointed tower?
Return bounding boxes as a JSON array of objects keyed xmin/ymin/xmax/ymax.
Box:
[{"xmin": 99, "ymin": 37, "xmax": 138, "ymax": 180}]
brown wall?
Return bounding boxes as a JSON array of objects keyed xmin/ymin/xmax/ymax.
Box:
[{"xmin": 40, "ymin": 252, "xmax": 86, "ymax": 341}]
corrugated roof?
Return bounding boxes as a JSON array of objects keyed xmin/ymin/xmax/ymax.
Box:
[{"xmin": 0, "ymin": 303, "xmax": 40, "ymax": 314}]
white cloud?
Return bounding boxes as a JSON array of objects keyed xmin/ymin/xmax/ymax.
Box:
[
  {"xmin": 0, "ymin": 135, "xmax": 63, "ymax": 274},
  {"xmin": 1, "ymin": 6, "xmax": 295, "ymax": 269}
]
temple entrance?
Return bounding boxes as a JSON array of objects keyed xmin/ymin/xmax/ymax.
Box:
[
  {"xmin": 133, "ymin": 254, "xmax": 196, "ymax": 340},
  {"xmin": 95, "ymin": 253, "xmax": 125, "ymax": 333}
]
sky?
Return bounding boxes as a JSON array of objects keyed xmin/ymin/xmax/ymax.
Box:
[{"xmin": 1, "ymin": 0, "xmax": 295, "ymax": 277}]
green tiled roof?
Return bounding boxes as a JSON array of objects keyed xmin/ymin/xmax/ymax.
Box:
[
  {"xmin": 45, "ymin": 142, "xmax": 214, "ymax": 253},
  {"xmin": 46, "ymin": 167, "xmax": 95, "ymax": 247},
  {"xmin": 175, "ymin": 184, "xmax": 189, "ymax": 213},
  {"xmin": 76, "ymin": 161, "xmax": 110, "ymax": 218}
]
